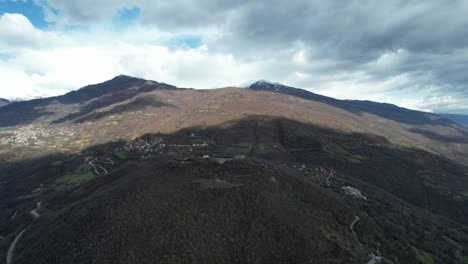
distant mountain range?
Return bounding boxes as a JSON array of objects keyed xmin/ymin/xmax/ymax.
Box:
[
  {"xmin": 441, "ymin": 113, "xmax": 468, "ymax": 126},
  {"xmin": 1, "ymin": 76, "xmax": 467, "ymax": 264}
]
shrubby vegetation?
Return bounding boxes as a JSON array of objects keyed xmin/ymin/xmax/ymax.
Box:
[{"xmin": 1, "ymin": 117, "xmax": 467, "ymax": 264}]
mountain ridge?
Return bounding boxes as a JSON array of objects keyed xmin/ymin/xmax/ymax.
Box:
[
  {"xmin": 442, "ymin": 113, "xmax": 468, "ymax": 126},
  {"xmin": 246, "ymin": 80, "xmax": 455, "ymax": 126},
  {"xmin": 0, "ymin": 75, "xmax": 467, "ymax": 166},
  {"xmin": 1, "ymin": 76, "xmax": 462, "ymax": 127},
  {"xmin": 0, "ymin": 75, "xmax": 177, "ymax": 127}
]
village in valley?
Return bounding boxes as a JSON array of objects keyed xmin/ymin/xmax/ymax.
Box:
[
  {"xmin": 0, "ymin": 124, "xmax": 76, "ymax": 150},
  {"xmin": 113, "ymin": 133, "xmax": 246, "ymax": 164}
]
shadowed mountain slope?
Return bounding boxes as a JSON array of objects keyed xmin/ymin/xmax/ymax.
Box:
[
  {"xmin": 0, "ymin": 75, "xmax": 176, "ymax": 127},
  {"xmin": 442, "ymin": 113, "xmax": 468, "ymax": 126},
  {"xmin": 0, "ymin": 99, "xmax": 8, "ymax": 108},
  {"xmin": 1, "ymin": 117, "xmax": 468, "ymax": 264}
]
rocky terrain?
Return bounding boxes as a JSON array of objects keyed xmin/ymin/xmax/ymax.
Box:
[{"xmin": 0, "ymin": 76, "xmax": 468, "ymax": 264}]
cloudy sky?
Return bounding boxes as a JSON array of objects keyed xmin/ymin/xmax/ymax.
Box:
[{"xmin": 1, "ymin": 0, "xmax": 468, "ymax": 114}]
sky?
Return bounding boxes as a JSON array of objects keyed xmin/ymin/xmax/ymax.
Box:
[{"xmin": 0, "ymin": 0, "xmax": 468, "ymax": 114}]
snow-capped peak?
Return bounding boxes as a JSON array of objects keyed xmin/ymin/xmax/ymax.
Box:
[{"xmin": 241, "ymin": 80, "xmax": 285, "ymax": 89}]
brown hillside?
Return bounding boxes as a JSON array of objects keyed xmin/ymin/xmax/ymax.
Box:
[{"xmin": 0, "ymin": 77, "xmax": 467, "ymax": 166}]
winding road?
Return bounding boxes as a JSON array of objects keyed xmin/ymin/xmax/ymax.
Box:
[
  {"xmin": 6, "ymin": 227, "xmax": 29, "ymax": 264},
  {"xmin": 88, "ymin": 161, "xmax": 108, "ymax": 176},
  {"xmin": 7, "ymin": 201, "xmax": 43, "ymax": 263},
  {"xmin": 29, "ymin": 202, "xmax": 42, "ymax": 219},
  {"xmin": 348, "ymin": 215, "xmax": 383, "ymax": 263},
  {"xmin": 350, "ymin": 215, "xmax": 361, "ymax": 245},
  {"xmin": 11, "ymin": 211, "xmax": 18, "ymax": 220}
]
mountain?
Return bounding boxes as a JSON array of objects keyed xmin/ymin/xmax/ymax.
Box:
[
  {"xmin": 0, "ymin": 99, "xmax": 9, "ymax": 108},
  {"xmin": 442, "ymin": 113, "xmax": 468, "ymax": 126},
  {"xmin": 1, "ymin": 76, "xmax": 468, "ymax": 264},
  {"xmin": 0, "ymin": 75, "xmax": 176, "ymax": 127},
  {"xmin": 1, "ymin": 77, "xmax": 467, "ymax": 164},
  {"xmin": 247, "ymin": 80, "xmax": 454, "ymax": 126}
]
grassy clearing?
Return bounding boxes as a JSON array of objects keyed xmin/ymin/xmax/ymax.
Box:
[
  {"xmin": 252, "ymin": 144, "xmax": 274, "ymax": 156},
  {"xmin": 53, "ymin": 163, "xmax": 95, "ymax": 188},
  {"xmin": 54, "ymin": 172, "xmax": 95, "ymax": 185},
  {"xmin": 167, "ymin": 151, "xmax": 178, "ymax": 157},
  {"xmin": 416, "ymin": 249, "xmax": 434, "ymax": 264},
  {"xmin": 114, "ymin": 150, "xmax": 129, "ymax": 159},
  {"xmin": 323, "ymin": 143, "xmax": 366, "ymax": 163},
  {"xmin": 51, "ymin": 160, "xmax": 63, "ymax": 167}
]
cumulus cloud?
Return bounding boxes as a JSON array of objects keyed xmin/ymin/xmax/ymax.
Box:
[
  {"xmin": 1, "ymin": 1, "xmax": 468, "ymax": 114},
  {"xmin": 0, "ymin": 13, "xmax": 44, "ymax": 50},
  {"xmin": 0, "ymin": 13, "xmax": 265, "ymax": 98}
]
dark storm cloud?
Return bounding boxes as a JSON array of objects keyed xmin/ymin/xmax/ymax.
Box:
[
  {"xmin": 43, "ymin": 0, "xmax": 468, "ymax": 56},
  {"xmin": 39, "ymin": 0, "xmax": 468, "ymax": 113}
]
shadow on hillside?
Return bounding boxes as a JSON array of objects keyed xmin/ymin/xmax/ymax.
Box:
[
  {"xmin": 71, "ymin": 97, "xmax": 175, "ymax": 123},
  {"xmin": 2, "ymin": 116, "xmax": 468, "ymax": 225},
  {"xmin": 0, "ymin": 78, "xmax": 178, "ymax": 128},
  {"xmin": 51, "ymin": 82, "xmax": 177, "ymax": 124},
  {"xmin": 141, "ymin": 117, "xmax": 468, "ymax": 223},
  {"xmin": 2, "ymin": 116, "xmax": 468, "ymax": 264},
  {"xmin": 0, "ymin": 99, "xmax": 55, "ymax": 127}
]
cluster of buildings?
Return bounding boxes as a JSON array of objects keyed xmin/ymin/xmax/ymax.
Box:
[
  {"xmin": 116, "ymin": 136, "xmax": 251, "ymax": 162},
  {"xmin": 0, "ymin": 125, "xmax": 74, "ymax": 146},
  {"xmin": 120, "ymin": 138, "xmax": 165, "ymax": 153},
  {"xmin": 117, "ymin": 137, "xmax": 213, "ymax": 159}
]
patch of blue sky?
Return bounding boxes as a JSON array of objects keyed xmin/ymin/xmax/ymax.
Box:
[
  {"xmin": 168, "ymin": 35, "xmax": 203, "ymax": 48},
  {"xmin": 0, "ymin": 0, "xmax": 48, "ymax": 28},
  {"xmin": 61, "ymin": 24, "xmax": 89, "ymax": 32},
  {"xmin": 0, "ymin": 52, "xmax": 13, "ymax": 61},
  {"xmin": 113, "ymin": 6, "xmax": 140, "ymax": 26}
]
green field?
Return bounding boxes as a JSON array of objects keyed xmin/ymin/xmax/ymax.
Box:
[{"xmin": 53, "ymin": 163, "xmax": 95, "ymax": 187}]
